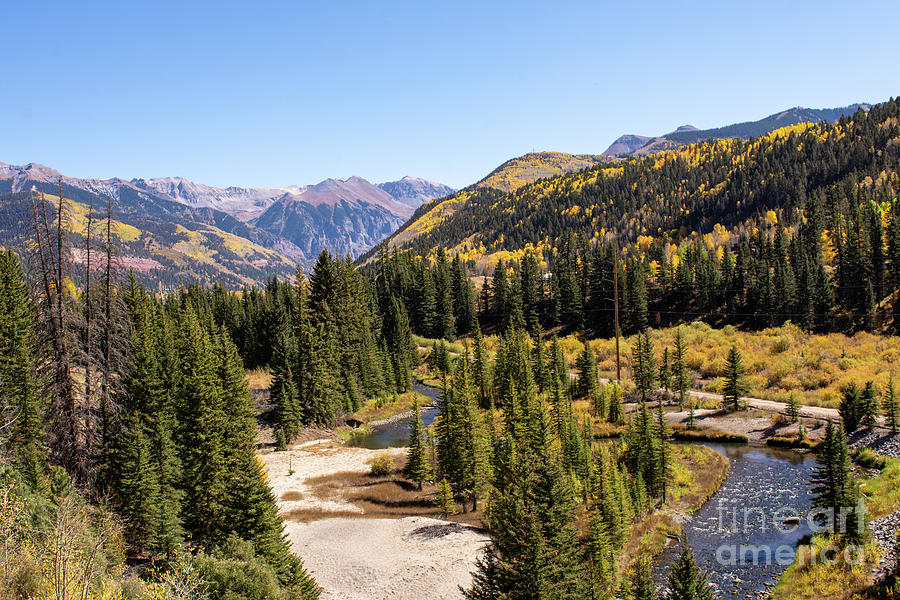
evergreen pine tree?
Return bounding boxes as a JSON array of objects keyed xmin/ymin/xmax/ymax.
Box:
[
  {"xmin": 434, "ymin": 249, "xmax": 456, "ymax": 340},
  {"xmin": 840, "ymin": 383, "xmax": 863, "ymax": 433},
  {"xmin": 860, "ymin": 381, "xmax": 879, "ymax": 429},
  {"xmin": 673, "ymin": 327, "xmax": 691, "ymax": 411},
  {"xmin": 0, "ymin": 249, "xmax": 44, "ymax": 476},
  {"xmin": 550, "ymin": 334, "xmax": 568, "ymax": 385},
  {"xmin": 658, "ymin": 347, "xmax": 672, "ymax": 402},
  {"xmin": 787, "ymin": 393, "xmax": 801, "ymax": 424},
  {"xmin": 654, "ymin": 399, "xmax": 671, "ymax": 504},
  {"xmin": 436, "ymin": 478, "xmax": 457, "ymax": 518},
  {"xmin": 576, "ymin": 338, "xmax": 599, "ymax": 398},
  {"xmin": 404, "ymin": 399, "xmax": 433, "ymax": 489},
  {"xmin": 117, "ymin": 412, "xmax": 161, "ymax": 553},
  {"xmin": 631, "ymin": 555, "xmax": 657, "ymax": 600},
  {"xmin": 217, "ymin": 329, "xmax": 320, "ymax": 596},
  {"xmin": 631, "ymin": 331, "xmax": 656, "ymax": 403},
  {"xmin": 607, "ymin": 384, "xmax": 624, "ymax": 425},
  {"xmin": 472, "ymin": 323, "xmax": 491, "ymax": 408},
  {"xmin": 175, "ymin": 309, "xmax": 227, "ymax": 547},
  {"xmin": 723, "ymin": 345, "xmax": 748, "ymax": 411},
  {"xmin": 667, "ymin": 535, "xmax": 714, "ymax": 600},
  {"xmin": 270, "ymin": 333, "xmax": 302, "ymax": 442},
  {"xmin": 811, "ymin": 422, "xmax": 853, "ymax": 533},
  {"xmin": 531, "ymin": 327, "xmax": 549, "ymax": 393},
  {"xmin": 586, "ymin": 480, "xmax": 617, "ymax": 598}
]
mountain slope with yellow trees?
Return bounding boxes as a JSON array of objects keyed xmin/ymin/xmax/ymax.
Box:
[
  {"xmin": 367, "ymin": 99, "xmax": 900, "ymax": 334},
  {"xmin": 475, "ymin": 151, "xmax": 611, "ymax": 192}
]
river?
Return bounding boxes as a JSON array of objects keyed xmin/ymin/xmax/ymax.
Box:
[
  {"xmin": 345, "ymin": 383, "xmax": 442, "ymax": 449},
  {"xmin": 348, "ymin": 385, "xmax": 818, "ymax": 599},
  {"xmin": 654, "ymin": 443, "xmax": 817, "ymax": 599}
]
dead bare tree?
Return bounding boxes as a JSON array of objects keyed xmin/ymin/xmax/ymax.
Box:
[
  {"xmin": 83, "ymin": 197, "xmax": 95, "ymax": 459},
  {"xmin": 29, "ymin": 182, "xmax": 85, "ymax": 485},
  {"xmin": 96, "ymin": 191, "xmax": 129, "ymax": 489}
]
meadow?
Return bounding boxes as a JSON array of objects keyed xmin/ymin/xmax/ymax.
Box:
[{"xmin": 570, "ymin": 321, "xmax": 899, "ymax": 408}]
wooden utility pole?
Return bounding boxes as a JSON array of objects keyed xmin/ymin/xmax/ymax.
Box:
[{"xmin": 613, "ymin": 242, "xmax": 621, "ymax": 384}]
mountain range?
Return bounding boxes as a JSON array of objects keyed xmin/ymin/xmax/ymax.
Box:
[
  {"xmin": 0, "ymin": 160, "xmax": 453, "ymax": 287},
  {"xmin": 0, "ymin": 101, "xmax": 874, "ymax": 288}
]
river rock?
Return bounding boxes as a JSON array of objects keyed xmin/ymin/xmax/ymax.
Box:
[
  {"xmin": 849, "ymin": 429, "xmax": 900, "ymax": 457},
  {"xmin": 870, "ymin": 508, "xmax": 900, "ymax": 581}
]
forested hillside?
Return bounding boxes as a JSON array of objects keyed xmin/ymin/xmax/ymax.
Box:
[{"xmin": 371, "ymin": 99, "xmax": 900, "ymax": 334}]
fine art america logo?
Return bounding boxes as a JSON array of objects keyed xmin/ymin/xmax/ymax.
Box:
[{"xmin": 712, "ymin": 499, "xmax": 868, "ymax": 566}]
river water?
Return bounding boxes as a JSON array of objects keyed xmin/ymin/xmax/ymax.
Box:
[
  {"xmin": 349, "ymin": 386, "xmax": 818, "ymax": 599},
  {"xmin": 654, "ymin": 443, "xmax": 817, "ymax": 599},
  {"xmin": 345, "ymin": 383, "xmax": 441, "ymax": 449}
]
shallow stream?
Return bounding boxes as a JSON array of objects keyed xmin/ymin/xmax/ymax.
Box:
[
  {"xmin": 345, "ymin": 383, "xmax": 441, "ymax": 449},
  {"xmin": 654, "ymin": 443, "xmax": 817, "ymax": 599}
]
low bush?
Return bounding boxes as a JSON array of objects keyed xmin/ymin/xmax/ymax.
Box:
[
  {"xmin": 369, "ymin": 455, "xmax": 396, "ymax": 477},
  {"xmin": 767, "ymin": 436, "xmax": 819, "ymax": 450},
  {"xmin": 852, "ymin": 448, "xmax": 886, "ymax": 470},
  {"xmin": 194, "ymin": 546, "xmax": 285, "ymax": 600}
]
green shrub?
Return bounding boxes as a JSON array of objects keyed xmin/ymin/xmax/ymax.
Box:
[
  {"xmin": 194, "ymin": 552, "xmax": 284, "ymax": 600},
  {"xmin": 369, "ymin": 454, "xmax": 395, "ymax": 477},
  {"xmin": 852, "ymin": 448, "xmax": 886, "ymax": 470},
  {"xmin": 772, "ymin": 335, "xmax": 792, "ymax": 354},
  {"xmin": 766, "ymin": 436, "xmax": 819, "ymax": 450}
]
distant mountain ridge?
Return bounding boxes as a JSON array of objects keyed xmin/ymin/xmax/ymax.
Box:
[
  {"xmin": 0, "ymin": 160, "xmax": 454, "ymax": 286},
  {"xmin": 602, "ymin": 104, "xmax": 871, "ymax": 156},
  {"xmin": 251, "ymin": 176, "xmax": 435, "ymax": 259},
  {"xmin": 378, "ymin": 176, "xmax": 455, "ymax": 209},
  {"xmin": 131, "ymin": 177, "xmax": 290, "ymax": 221}
]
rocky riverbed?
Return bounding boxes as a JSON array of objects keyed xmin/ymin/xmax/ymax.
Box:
[
  {"xmin": 850, "ymin": 429, "xmax": 900, "ymax": 457},
  {"xmin": 871, "ymin": 509, "xmax": 900, "ymax": 582}
]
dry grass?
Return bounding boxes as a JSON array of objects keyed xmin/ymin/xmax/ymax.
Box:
[
  {"xmin": 860, "ymin": 458, "xmax": 900, "ymax": 519},
  {"xmin": 772, "ymin": 536, "xmax": 882, "ymax": 600},
  {"xmin": 246, "ymin": 368, "xmax": 273, "ymax": 391},
  {"xmin": 668, "ymin": 444, "xmax": 730, "ymax": 512},
  {"xmin": 618, "ymin": 444, "xmax": 729, "ymax": 572},
  {"xmin": 286, "ymin": 462, "xmax": 485, "ymax": 527}
]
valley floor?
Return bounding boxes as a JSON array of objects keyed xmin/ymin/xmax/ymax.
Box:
[{"xmin": 261, "ymin": 441, "xmax": 488, "ymax": 600}]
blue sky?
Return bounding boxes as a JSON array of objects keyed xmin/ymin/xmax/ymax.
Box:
[{"xmin": 2, "ymin": 0, "xmax": 898, "ymax": 189}]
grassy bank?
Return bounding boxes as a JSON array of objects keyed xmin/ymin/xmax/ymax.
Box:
[
  {"xmin": 333, "ymin": 389, "xmax": 433, "ymax": 443},
  {"xmin": 620, "ymin": 445, "xmax": 729, "ymax": 572},
  {"xmin": 766, "ymin": 435, "xmax": 820, "ymax": 450},
  {"xmin": 672, "ymin": 427, "xmax": 749, "ymax": 444}
]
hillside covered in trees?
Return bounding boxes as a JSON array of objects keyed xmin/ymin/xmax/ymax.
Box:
[{"xmin": 369, "ymin": 99, "xmax": 900, "ymax": 334}]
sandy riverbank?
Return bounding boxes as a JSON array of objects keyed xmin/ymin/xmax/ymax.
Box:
[{"xmin": 261, "ymin": 440, "xmax": 487, "ymax": 600}]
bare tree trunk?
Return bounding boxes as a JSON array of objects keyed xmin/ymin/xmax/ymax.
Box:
[
  {"xmin": 56, "ymin": 181, "xmax": 82, "ymax": 482},
  {"xmin": 84, "ymin": 198, "xmax": 93, "ymax": 444},
  {"xmin": 31, "ymin": 190, "xmax": 56, "ymax": 335},
  {"xmin": 101, "ymin": 195, "xmax": 114, "ymax": 476}
]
